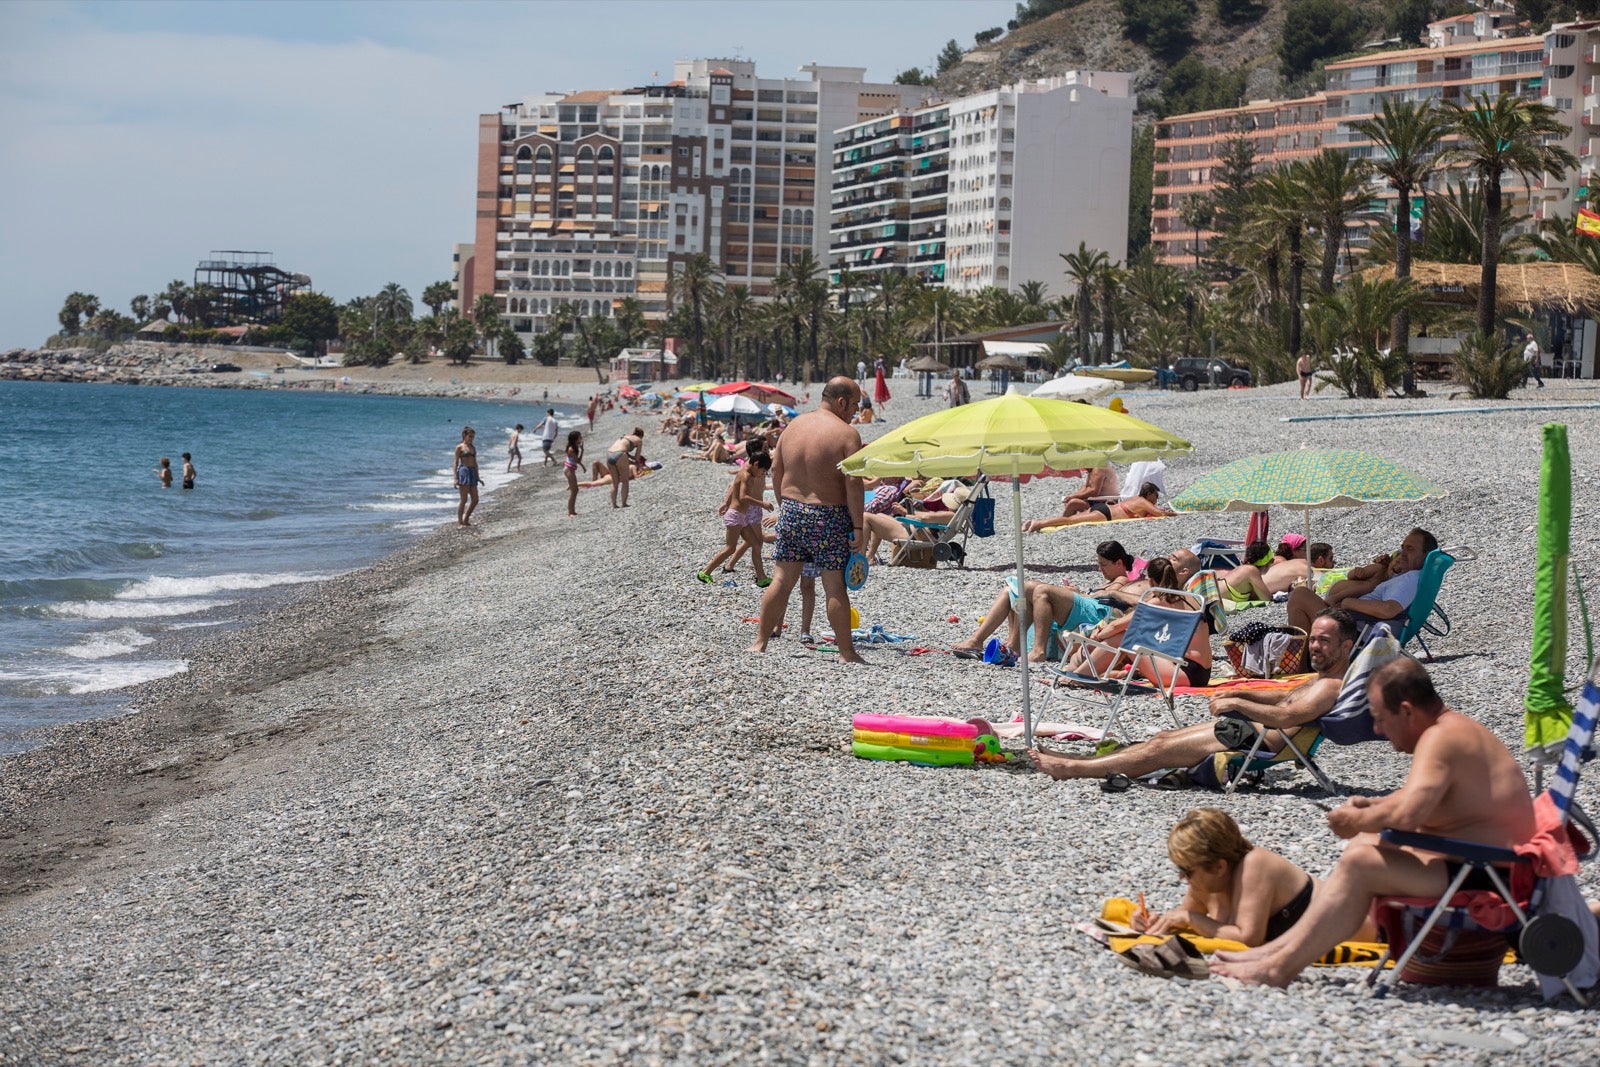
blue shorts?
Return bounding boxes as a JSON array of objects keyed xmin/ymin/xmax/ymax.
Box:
[
  {"xmin": 1064, "ymin": 593, "xmax": 1113, "ymax": 632},
  {"xmin": 773, "ymin": 499, "xmax": 853, "ymax": 572},
  {"xmin": 457, "ymin": 467, "xmax": 480, "ymax": 488}
]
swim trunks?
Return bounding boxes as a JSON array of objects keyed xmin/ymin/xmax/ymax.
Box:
[
  {"xmin": 182, "ymin": 479, "xmax": 195, "ymax": 490},
  {"xmin": 1088, "ymin": 501, "xmax": 1112, "ymax": 520},
  {"xmin": 457, "ymin": 467, "xmax": 480, "ymax": 488},
  {"xmin": 1063, "ymin": 593, "xmax": 1113, "ymax": 633},
  {"xmin": 540, "ymin": 440, "xmax": 552, "ymax": 453},
  {"xmin": 773, "ymin": 498, "xmax": 853, "ymax": 572},
  {"xmin": 1441, "ymin": 861, "xmax": 1512, "ymax": 894}
]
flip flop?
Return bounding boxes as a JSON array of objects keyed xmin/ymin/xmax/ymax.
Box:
[
  {"xmin": 951, "ymin": 647, "xmax": 983, "ymax": 660},
  {"xmin": 1099, "ymin": 773, "xmax": 1132, "ymax": 793}
]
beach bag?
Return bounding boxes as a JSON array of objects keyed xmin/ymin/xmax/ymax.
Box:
[
  {"xmin": 971, "ymin": 484, "xmax": 996, "ymax": 538},
  {"xmin": 1224, "ymin": 626, "xmax": 1306, "ymax": 679}
]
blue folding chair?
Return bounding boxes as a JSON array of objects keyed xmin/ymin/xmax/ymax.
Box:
[
  {"xmin": 1369, "ymin": 657, "xmax": 1600, "ymax": 1004},
  {"xmin": 1356, "ymin": 548, "xmax": 1467, "ymax": 661},
  {"xmin": 1043, "ymin": 587, "xmax": 1205, "ymax": 740}
]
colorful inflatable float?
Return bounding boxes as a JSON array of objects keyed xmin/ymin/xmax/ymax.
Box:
[{"xmin": 851, "ymin": 714, "xmax": 1008, "ymax": 766}]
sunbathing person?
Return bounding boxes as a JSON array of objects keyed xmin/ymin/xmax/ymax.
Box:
[
  {"xmin": 950, "ymin": 540, "xmax": 1142, "ymax": 661},
  {"xmin": 1134, "ymin": 808, "xmax": 1321, "ymax": 946},
  {"xmin": 1212, "ymin": 657, "xmax": 1537, "ymax": 987},
  {"xmin": 1055, "ymin": 559, "xmax": 1212, "ymax": 685},
  {"xmin": 1219, "ymin": 540, "xmax": 1333, "ymax": 604},
  {"xmin": 1286, "ymin": 528, "xmax": 1436, "ymax": 646},
  {"xmin": 1059, "ymin": 465, "xmax": 1119, "ymax": 518},
  {"xmin": 1029, "ymin": 609, "xmax": 1357, "ymax": 782},
  {"xmin": 1023, "ymin": 482, "xmax": 1166, "ymax": 532}
]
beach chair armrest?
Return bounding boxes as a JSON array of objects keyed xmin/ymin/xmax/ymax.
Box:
[
  {"xmin": 1379, "ymin": 829, "xmax": 1521, "ymax": 866},
  {"xmin": 1125, "ymin": 645, "xmax": 1185, "ymax": 669}
]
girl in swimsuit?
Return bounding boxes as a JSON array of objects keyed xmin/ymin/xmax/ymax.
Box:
[
  {"xmin": 1133, "ymin": 808, "xmax": 1319, "ymax": 946},
  {"xmin": 564, "ymin": 430, "xmax": 583, "ymax": 518},
  {"xmin": 696, "ymin": 452, "xmax": 773, "ymax": 586},
  {"xmin": 453, "ymin": 426, "xmax": 480, "ymax": 527}
]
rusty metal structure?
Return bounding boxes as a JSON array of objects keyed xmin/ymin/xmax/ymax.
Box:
[{"xmin": 193, "ymin": 250, "xmax": 310, "ymax": 325}]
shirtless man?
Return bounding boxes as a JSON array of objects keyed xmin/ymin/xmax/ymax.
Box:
[
  {"xmin": 1029, "ymin": 609, "xmax": 1356, "ymax": 781},
  {"xmin": 1297, "ymin": 351, "xmax": 1314, "ymax": 400},
  {"xmin": 1286, "ymin": 528, "xmax": 1436, "ymax": 639},
  {"xmin": 1212, "ymin": 657, "xmax": 1536, "ymax": 986},
  {"xmin": 1023, "ymin": 482, "xmax": 1166, "ymax": 532},
  {"xmin": 751, "ymin": 377, "xmax": 865, "ymax": 663},
  {"xmin": 1059, "ymin": 465, "xmax": 1118, "ymax": 519}
]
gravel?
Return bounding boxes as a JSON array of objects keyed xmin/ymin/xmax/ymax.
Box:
[{"xmin": 2, "ymin": 376, "xmax": 1599, "ymax": 1065}]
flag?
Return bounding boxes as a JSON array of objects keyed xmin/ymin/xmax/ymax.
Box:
[{"xmin": 1577, "ymin": 208, "xmax": 1600, "ymax": 238}]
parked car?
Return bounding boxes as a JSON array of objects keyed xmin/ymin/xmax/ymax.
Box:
[
  {"xmin": 209, "ymin": 363, "xmax": 242, "ymax": 373},
  {"xmin": 1170, "ymin": 357, "xmax": 1251, "ymax": 391}
]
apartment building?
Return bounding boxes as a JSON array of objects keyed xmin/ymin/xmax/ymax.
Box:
[
  {"xmin": 470, "ymin": 59, "xmax": 934, "ymax": 335},
  {"xmin": 1151, "ymin": 23, "xmax": 1554, "ymax": 265},
  {"xmin": 828, "ymin": 74, "xmax": 1134, "ymax": 298},
  {"xmin": 1539, "ymin": 21, "xmax": 1600, "ymax": 219}
]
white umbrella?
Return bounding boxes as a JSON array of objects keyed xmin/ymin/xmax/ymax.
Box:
[
  {"xmin": 705, "ymin": 393, "xmax": 764, "ymax": 418},
  {"xmin": 1031, "ymin": 375, "xmax": 1117, "ymax": 401}
]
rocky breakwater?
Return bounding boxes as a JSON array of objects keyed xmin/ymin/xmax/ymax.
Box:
[{"xmin": 0, "ymin": 343, "xmax": 245, "ymax": 386}]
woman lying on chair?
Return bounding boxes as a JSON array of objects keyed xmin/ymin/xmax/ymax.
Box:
[
  {"xmin": 1023, "ymin": 482, "xmax": 1167, "ymax": 532},
  {"xmin": 950, "ymin": 540, "xmax": 1145, "ymax": 664},
  {"xmin": 1059, "ymin": 558, "xmax": 1214, "ymax": 687}
]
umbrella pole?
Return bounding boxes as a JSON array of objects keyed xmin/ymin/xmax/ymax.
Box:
[
  {"xmin": 1305, "ymin": 508, "xmax": 1313, "ymax": 588},
  {"xmin": 1012, "ymin": 455, "xmax": 1033, "ymax": 750}
]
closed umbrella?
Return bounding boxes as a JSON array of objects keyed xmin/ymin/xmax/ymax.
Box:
[
  {"xmin": 1527, "ymin": 423, "xmax": 1579, "ymax": 760},
  {"xmin": 840, "ymin": 395, "xmax": 1192, "ymax": 747},
  {"xmin": 1171, "ymin": 449, "xmax": 1447, "ymax": 587},
  {"xmin": 1032, "ymin": 375, "xmax": 1118, "ymax": 401}
]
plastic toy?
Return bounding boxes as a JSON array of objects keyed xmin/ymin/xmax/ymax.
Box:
[
  {"xmin": 850, "ymin": 741, "xmax": 974, "ymax": 767},
  {"xmin": 844, "ymin": 552, "xmax": 869, "ymax": 591}
]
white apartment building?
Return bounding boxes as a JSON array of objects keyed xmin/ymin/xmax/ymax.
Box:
[
  {"xmin": 828, "ymin": 74, "xmax": 1134, "ymax": 299},
  {"xmin": 471, "ymin": 59, "xmax": 935, "ymax": 336}
]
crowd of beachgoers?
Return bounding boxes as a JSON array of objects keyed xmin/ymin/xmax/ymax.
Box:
[{"xmin": 2, "ymin": 373, "xmax": 1599, "ymax": 1063}]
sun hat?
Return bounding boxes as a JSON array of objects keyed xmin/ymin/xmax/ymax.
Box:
[
  {"xmin": 941, "ymin": 485, "xmax": 973, "ymax": 510},
  {"xmin": 1281, "ymin": 533, "xmax": 1307, "ymax": 550}
]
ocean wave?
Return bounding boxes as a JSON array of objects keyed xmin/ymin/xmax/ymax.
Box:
[
  {"xmin": 0, "ymin": 576, "xmax": 126, "ymax": 603},
  {"xmin": 0, "ymin": 659, "xmax": 188, "ymax": 696},
  {"xmin": 55, "ymin": 627, "xmax": 156, "ymax": 660},
  {"xmin": 114, "ymin": 572, "xmax": 336, "ymax": 600},
  {"xmin": 350, "ymin": 499, "xmax": 451, "ymax": 512},
  {"xmin": 36, "ymin": 541, "xmax": 165, "ymax": 575},
  {"xmin": 50, "ymin": 598, "xmax": 227, "ymax": 620}
]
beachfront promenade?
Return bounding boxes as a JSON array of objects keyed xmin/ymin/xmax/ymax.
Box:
[{"xmin": 3, "ymin": 380, "xmax": 1599, "ymax": 1063}]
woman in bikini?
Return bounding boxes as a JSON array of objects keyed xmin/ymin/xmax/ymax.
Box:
[
  {"xmin": 1059, "ymin": 558, "xmax": 1212, "ymax": 686},
  {"xmin": 452, "ymin": 426, "xmax": 480, "ymax": 527},
  {"xmin": 605, "ymin": 427, "xmax": 645, "ymax": 509},
  {"xmin": 1133, "ymin": 808, "xmax": 1319, "ymax": 947},
  {"xmin": 1023, "ymin": 482, "xmax": 1166, "ymax": 532},
  {"xmin": 563, "ymin": 430, "xmax": 584, "ymax": 518}
]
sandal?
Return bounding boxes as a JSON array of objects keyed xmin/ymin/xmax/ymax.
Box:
[
  {"xmin": 1116, "ymin": 936, "xmax": 1209, "ymax": 980},
  {"xmin": 1099, "ymin": 773, "xmax": 1132, "ymax": 794},
  {"xmin": 951, "ymin": 647, "xmax": 983, "ymax": 660}
]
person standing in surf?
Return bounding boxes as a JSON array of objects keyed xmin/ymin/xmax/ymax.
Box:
[
  {"xmin": 155, "ymin": 457, "xmax": 173, "ymax": 488},
  {"xmin": 453, "ymin": 426, "xmax": 481, "ymax": 526},
  {"xmin": 181, "ymin": 453, "xmax": 197, "ymax": 490}
]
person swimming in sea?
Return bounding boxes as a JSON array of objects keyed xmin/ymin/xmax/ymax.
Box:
[
  {"xmin": 155, "ymin": 457, "xmax": 173, "ymax": 488},
  {"xmin": 181, "ymin": 453, "xmax": 196, "ymax": 490},
  {"xmin": 453, "ymin": 426, "xmax": 481, "ymax": 526}
]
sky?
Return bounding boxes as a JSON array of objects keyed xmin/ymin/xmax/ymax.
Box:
[{"xmin": 0, "ymin": 0, "xmax": 1016, "ymax": 348}]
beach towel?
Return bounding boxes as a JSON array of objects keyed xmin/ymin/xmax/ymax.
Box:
[
  {"xmin": 1088, "ymin": 898, "xmax": 1514, "ymax": 969},
  {"xmin": 990, "ymin": 718, "xmax": 1105, "ymax": 741},
  {"xmin": 1172, "ymin": 673, "xmax": 1314, "ymax": 697}
]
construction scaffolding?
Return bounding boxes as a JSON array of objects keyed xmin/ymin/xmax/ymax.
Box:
[{"xmin": 193, "ymin": 250, "xmax": 311, "ymax": 325}]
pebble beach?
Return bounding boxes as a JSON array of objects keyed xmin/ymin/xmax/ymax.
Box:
[{"xmin": 3, "ymin": 376, "xmax": 1600, "ymax": 1065}]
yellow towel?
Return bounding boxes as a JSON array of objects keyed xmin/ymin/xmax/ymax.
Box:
[{"xmin": 1100, "ymin": 898, "xmax": 1395, "ymax": 968}]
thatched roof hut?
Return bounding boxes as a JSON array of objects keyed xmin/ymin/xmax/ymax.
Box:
[{"xmin": 1359, "ymin": 260, "xmax": 1600, "ymax": 314}]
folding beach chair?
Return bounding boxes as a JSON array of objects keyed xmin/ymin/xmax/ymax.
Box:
[
  {"xmin": 1355, "ymin": 548, "xmax": 1467, "ymax": 661},
  {"xmin": 1216, "ymin": 625, "xmax": 1403, "ymax": 795},
  {"xmin": 1043, "ymin": 587, "xmax": 1205, "ymax": 740},
  {"xmin": 1368, "ymin": 656, "xmax": 1600, "ymax": 1004},
  {"xmin": 889, "ymin": 476, "xmax": 986, "ymax": 568}
]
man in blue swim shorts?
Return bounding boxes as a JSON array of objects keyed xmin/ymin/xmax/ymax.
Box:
[{"xmin": 751, "ymin": 376, "xmax": 866, "ymax": 663}]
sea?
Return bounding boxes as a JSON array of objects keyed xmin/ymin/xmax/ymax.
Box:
[{"xmin": 0, "ymin": 379, "xmax": 576, "ymax": 754}]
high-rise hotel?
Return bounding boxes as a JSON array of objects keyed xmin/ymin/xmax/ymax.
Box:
[
  {"xmin": 828, "ymin": 74, "xmax": 1135, "ymax": 297},
  {"xmin": 469, "ymin": 59, "xmax": 936, "ymax": 336}
]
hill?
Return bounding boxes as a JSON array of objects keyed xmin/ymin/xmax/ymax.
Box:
[{"xmin": 932, "ymin": 0, "xmax": 1421, "ymax": 115}]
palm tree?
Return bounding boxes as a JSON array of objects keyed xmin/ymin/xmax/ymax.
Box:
[
  {"xmin": 1059, "ymin": 242, "xmax": 1109, "ymax": 364},
  {"xmin": 129, "ymin": 294, "xmax": 150, "ymax": 323},
  {"xmin": 188, "ymin": 285, "xmax": 218, "ymax": 327},
  {"xmin": 1097, "ymin": 261, "xmax": 1122, "ymax": 364},
  {"xmin": 1533, "ymin": 214, "xmax": 1600, "ymax": 275},
  {"xmin": 421, "ymin": 281, "xmax": 455, "ymax": 317},
  {"xmin": 1314, "ymin": 274, "xmax": 1425, "ymax": 397},
  {"xmin": 671, "ymin": 253, "xmax": 718, "ymax": 378},
  {"xmin": 711, "ymin": 284, "xmax": 753, "ymax": 378},
  {"xmin": 1016, "ymin": 280, "xmax": 1051, "ymax": 318},
  {"xmin": 373, "ymin": 283, "xmax": 413, "ymax": 324},
  {"xmin": 471, "ymin": 293, "xmax": 500, "ymax": 360},
  {"xmin": 1297, "ymin": 149, "xmax": 1375, "ymax": 294},
  {"xmin": 1177, "ymin": 195, "xmax": 1214, "ymax": 273},
  {"xmin": 1350, "ymin": 98, "xmax": 1451, "ymax": 369},
  {"xmin": 161, "ymin": 280, "xmax": 189, "ymax": 323},
  {"xmin": 1444, "ymin": 92, "xmax": 1579, "ymax": 334}
]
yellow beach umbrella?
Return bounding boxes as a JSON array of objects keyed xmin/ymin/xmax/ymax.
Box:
[{"xmin": 841, "ymin": 395, "xmax": 1193, "ymax": 747}]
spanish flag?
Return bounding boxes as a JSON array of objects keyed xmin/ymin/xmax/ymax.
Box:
[{"xmin": 1577, "ymin": 207, "xmax": 1600, "ymax": 237}]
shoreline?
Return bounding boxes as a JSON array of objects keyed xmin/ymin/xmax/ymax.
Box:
[{"xmin": 3, "ymin": 382, "xmax": 1598, "ymax": 1063}]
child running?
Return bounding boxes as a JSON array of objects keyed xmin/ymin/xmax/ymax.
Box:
[
  {"xmin": 563, "ymin": 430, "xmax": 584, "ymax": 517},
  {"xmin": 698, "ymin": 452, "xmax": 773, "ymax": 587}
]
